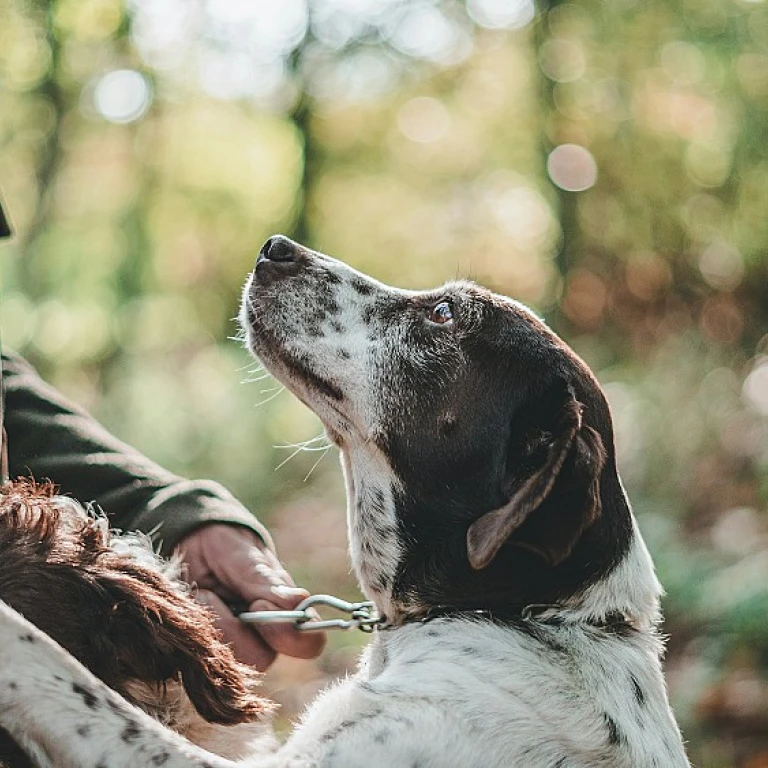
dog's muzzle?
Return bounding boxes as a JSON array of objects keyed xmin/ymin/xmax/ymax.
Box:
[{"xmin": 252, "ymin": 235, "xmax": 307, "ymax": 287}]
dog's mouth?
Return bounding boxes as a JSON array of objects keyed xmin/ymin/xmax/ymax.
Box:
[
  {"xmin": 241, "ymin": 286, "xmax": 352, "ymax": 443},
  {"xmin": 244, "ymin": 297, "xmax": 343, "ymax": 402}
]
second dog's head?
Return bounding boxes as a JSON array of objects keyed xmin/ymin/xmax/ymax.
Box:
[
  {"xmin": 0, "ymin": 480, "xmax": 268, "ymax": 727},
  {"xmin": 240, "ymin": 237, "xmax": 659, "ymax": 626}
]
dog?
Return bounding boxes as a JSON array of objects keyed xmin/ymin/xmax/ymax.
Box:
[
  {"xmin": 0, "ymin": 236, "xmax": 690, "ymax": 767},
  {"xmin": 0, "ymin": 480, "xmax": 273, "ymax": 767}
]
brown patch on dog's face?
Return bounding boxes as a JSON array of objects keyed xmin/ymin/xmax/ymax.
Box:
[
  {"xmin": 375, "ymin": 288, "xmax": 632, "ymax": 617},
  {"xmin": 0, "ymin": 480, "xmax": 269, "ymax": 726}
]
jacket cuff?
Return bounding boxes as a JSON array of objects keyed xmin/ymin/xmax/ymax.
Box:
[{"xmin": 124, "ymin": 479, "xmax": 275, "ymax": 556}]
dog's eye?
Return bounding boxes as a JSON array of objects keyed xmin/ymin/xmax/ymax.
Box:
[{"xmin": 428, "ymin": 301, "xmax": 454, "ymax": 325}]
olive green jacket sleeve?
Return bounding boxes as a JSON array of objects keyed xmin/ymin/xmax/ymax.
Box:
[{"xmin": 2, "ymin": 351, "xmax": 273, "ymax": 556}]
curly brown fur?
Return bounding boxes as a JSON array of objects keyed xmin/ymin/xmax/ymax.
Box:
[{"xmin": 0, "ymin": 478, "xmax": 270, "ymax": 765}]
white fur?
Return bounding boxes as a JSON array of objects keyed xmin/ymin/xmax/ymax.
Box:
[
  {"xmin": 566, "ymin": 517, "xmax": 663, "ymax": 632},
  {"xmin": 0, "ymin": 563, "xmax": 689, "ymax": 767}
]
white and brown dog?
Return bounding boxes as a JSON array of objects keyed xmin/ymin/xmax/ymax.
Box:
[{"xmin": 0, "ymin": 236, "xmax": 690, "ymax": 767}]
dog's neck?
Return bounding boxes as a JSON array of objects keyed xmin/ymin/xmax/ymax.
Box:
[
  {"xmin": 560, "ymin": 517, "xmax": 662, "ymax": 632},
  {"xmin": 387, "ymin": 523, "xmax": 661, "ymax": 633},
  {"xmin": 340, "ymin": 443, "xmax": 661, "ymax": 634},
  {"xmin": 340, "ymin": 448, "xmax": 403, "ymax": 620}
]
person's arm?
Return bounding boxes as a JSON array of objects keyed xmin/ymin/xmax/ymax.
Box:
[
  {"xmin": 2, "ymin": 350, "xmax": 325, "ymax": 667},
  {"xmin": 3, "ymin": 350, "xmax": 272, "ymax": 555}
]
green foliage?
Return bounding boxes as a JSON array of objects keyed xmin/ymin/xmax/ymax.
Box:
[{"xmin": 1, "ymin": 0, "xmax": 767, "ymax": 762}]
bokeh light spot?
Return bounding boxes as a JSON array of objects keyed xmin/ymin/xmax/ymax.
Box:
[
  {"xmin": 490, "ymin": 186, "xmax": 552, "ymax": 248},
  {"xmin": 206, "ymin": 0, "xmax": 308, "ymax": 59},
  {"xmin": 467, "ymin": 0, "xmax": 535, "ymax": 30},
  {"xmin": 661, "ymin": 41, "xmax": 706, "ymax": 86},
  {"xmin": 698, "ymin": 242, "xmax": 744, "ymax": 291},
  {"xmin": 625, "ymin": 253, "xmax": 672, "ymax": 301},
  {"xmin": 397, "ymin": 97, "xmax": 451, "ymax": 143},
  {"xmin": 743, "ymin": 359, "xmax": 768, "ymax": 414},
  {"xmin": 562, "ymin": 269, "xmax": 607, "ymax": 329},
  {"xmin": 699, "ymin": 296, "xmax": 743, "ymax": 345},
  {"xmin": 685, "ymin": 143, "xmax": 731, "ymax": 188},
  {"xmin": 93, "ymin": 69, "xmax": 151, "ymax": 123},
  {"xmin": 388, "ymin": 5, "xmax": 467, "ymax": 63},
  {"xmin": 711, "ymin": 507, "xmax": 762, "ymax": 556},
  {"xmin": 547, "ymin": 144, "xmax": 597, "ymax": 192},
  {"xmin": 736, "ymin": 53, "xmax": 768, "ymax": 98},
  {"xmin": 539, "ymin": 38, "xmax": 586, "ymax": 82}
]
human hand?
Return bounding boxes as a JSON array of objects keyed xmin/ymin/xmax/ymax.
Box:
[{"xmin": 175, "ymin": 524, "xmax": 326, "ymax": 670}]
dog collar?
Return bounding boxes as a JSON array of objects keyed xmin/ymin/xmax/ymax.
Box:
[{"xmin": 395, "ymin": 604, "xmax": 633, "ymax": 632}]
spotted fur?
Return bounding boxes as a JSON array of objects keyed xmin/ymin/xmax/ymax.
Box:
[{"xmin": 0, "ymin": 237, "xmax": 689, "ymax": 767}]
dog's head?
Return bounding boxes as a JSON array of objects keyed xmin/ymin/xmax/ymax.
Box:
[{"xmin": 241, "ymin": 236, "xmax": 659, "ymax": 626}]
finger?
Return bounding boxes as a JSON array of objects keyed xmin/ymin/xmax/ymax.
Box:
[
  {"xmin": 189, "ymin": 573, "xmax": 241, "ymax": 604},
  {"xmin": 246, "ymin": 598, "xmax": 327, "ymax": 660},
  {"xmin": 266, "ymin": 583, "xmax": 312, "ymax": 609},
  {"xmin": 211, "ymin": 536, "xmax": 311, "ymax": 609},
  {"xmin": 197, "ymin": 589, "xmax": 276, "ymax": 671}
]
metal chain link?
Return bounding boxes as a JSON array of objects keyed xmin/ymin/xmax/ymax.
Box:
[{"xmin": 239, "ymin": 594, "xmax": 381, "ymax": 633}]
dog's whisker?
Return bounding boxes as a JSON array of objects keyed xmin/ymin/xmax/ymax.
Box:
[
  {"xmin": 237, "ymin": 359, "xmax": 267, "ymax": 375},
  {"xmin": 273, "ymin": 446, "xmax": 306, "ymax": 471},
  {"xmin": 303, "ymin": 446, "xmax": 332, "ymax": 482},
  {"xmin": 242, "ymin": 371, "xmax": 273, "ymax": 384},
  {"xmin": 274, "ymin": 434, "xmax": 329, "ymax": 450},
  {"xmin": 273, "ymin": 440, "xmax": 329, "ymax": 471},
  {"xmin": 253, "ymin": 385, "xmax": 285, "ymax": 408},
  {"xmin": 277, "ymin": 444, "xmax": 332, "ymax": 453}
]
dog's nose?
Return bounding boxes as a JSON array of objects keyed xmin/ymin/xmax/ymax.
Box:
[{"xmin": 259, "ymin": 235, "xmax": 297, "ymax": 264}]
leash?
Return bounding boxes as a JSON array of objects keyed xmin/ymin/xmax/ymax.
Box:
[
  {"xmin": 239, "ymin": 594, "xmax": 381, "ymax": 633},
  {"xmin": 239, "ymin": 594, "xmax": 632, "ymax": 634}
]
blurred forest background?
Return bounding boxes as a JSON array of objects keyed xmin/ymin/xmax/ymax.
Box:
[{"xmin": 1, "ymin": 0, "xmax": 768, "ymax": 764}]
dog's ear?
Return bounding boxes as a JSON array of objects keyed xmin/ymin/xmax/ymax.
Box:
[
  {"xmin": 467, "ymin": 386, "xmax": 605, "ymax": 570},
  {"xmin": 0, "ymin": 483, "xmax": 269, "ymax": 725},
  {"xmin": 96, "ymin": 563, "xmax": 269, "ymax": 724}
]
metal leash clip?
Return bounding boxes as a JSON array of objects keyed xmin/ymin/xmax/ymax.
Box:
[{"xmin": 239, "ymin": 594, "xmax": 381, "ymax": 633}]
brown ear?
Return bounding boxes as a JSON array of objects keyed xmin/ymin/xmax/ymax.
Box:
[
  {"xmin": 467, "ymin": 396, "xmax": 605, "ymax": 570},
  {"xmin": 0, "ymin": 481, "xmax": 269, "ymax": 725},
  {"xmin": 98, "ymin": 563, "xmax": 270, "ymax": 724}
]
